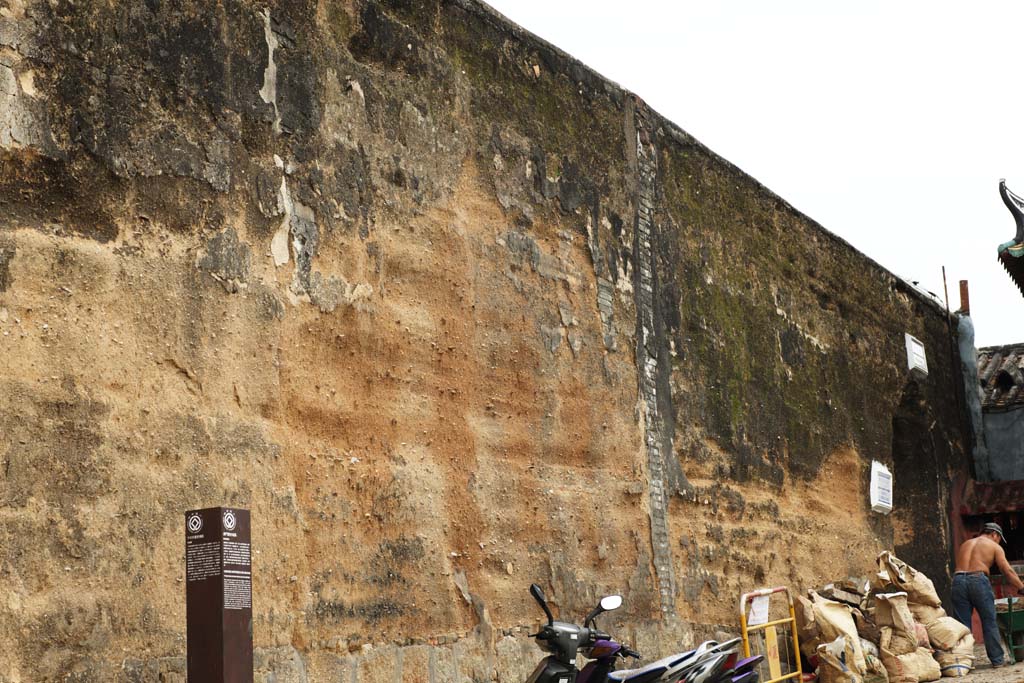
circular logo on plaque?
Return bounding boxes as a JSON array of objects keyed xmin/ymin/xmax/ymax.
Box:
[
  {"xmin": 222, "ymin": 509, "xmax": 237, "ymax": 531},
  {"xmin": 187, "ymin": 514, "xmax": 203, "ymax": 533}
]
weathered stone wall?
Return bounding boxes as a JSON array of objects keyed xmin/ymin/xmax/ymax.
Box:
[{"xmin": 0, "ymin": 1, "xmax": 968, "ymax": 681}]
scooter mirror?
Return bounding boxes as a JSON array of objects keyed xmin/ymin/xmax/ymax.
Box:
[
  {"xmin": 585, "ymin": 594, "xmax": 623, "ymax": 627},
  {"xmin": 529, "ymin": 583, "xmax": 554, "ymax": 624}
]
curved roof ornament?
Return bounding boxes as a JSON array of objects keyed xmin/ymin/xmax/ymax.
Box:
[
  {"xmin": 997, "ymin": 180, "xmax": 1024, "ymax": 296},
  {"xmin": 999, "ymin": 178, "xmax": 1024, "ymax": 245}
]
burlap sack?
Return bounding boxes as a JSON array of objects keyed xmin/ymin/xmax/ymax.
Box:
[
  {"xmin": 882, "ymin": 646, "xmax": 942, "ymax": 683},
  {"xmin": 880, "ymin": 646, "xmax": 917, "ymax": 683},
  {"xmin": 820, "ymin": 661, "xmax": 864, "ymax": 683},
  {"xmin": 880, "ymin": 626, "xmax": 919, "ymax": 657},
  {"xmin": 864, "ymin": 653, "xmax": 890, "ymax": 683},
  {"xmin": 875, "ymin": 593, "xmax": 916, "ymax": 631},
  {"xmin": 908, "ymin": 603, "xmax": 946, "ymax": 626},
  {"xmin": 873, "ymin": 570, "xmax": 897, "ymax": 593},
  {"xmin": 898, "ymin": 648, "xmax": 941, "ymax": 682},
  {"xmin": 796, "ymin": 594, "xmax": 823, "ymax": 658},
  {"xmin": 877, "ymin": 552, "xmax": 942, "ymax": 608},
  {"xmin": 818, "ymin": 638, "xmax": 865, "ymax": 683},
  {"xmin": 951, "ymin": 633, "xmax": 974, "ymax": 656},
  {"xmin": 935, "ymin": 651, "xmax": 973, "ymax": 678},
  {"xmin": 812, "ymin": 591, "xmax": 867, "ymax": 673},
  {"xmin": 914, "ymin": 623, "xmax": 930, "ymax": 648},
  {"xmin": 926, "ymin": 617, "xmax": 970, "ymax": 651}
]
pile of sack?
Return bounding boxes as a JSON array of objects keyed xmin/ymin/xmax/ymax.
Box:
[{"xmin": 796, "ymin": 551, "xmax": 976, "ymax": 683}]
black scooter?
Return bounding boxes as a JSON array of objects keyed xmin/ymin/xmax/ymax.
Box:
[
  {"xmin": 526, "ymin": 583, "xmax": 639, "ymax": 683},
  {"xmin": 524, "ymin": 584, "xmax": 760, "ymax": 683}
]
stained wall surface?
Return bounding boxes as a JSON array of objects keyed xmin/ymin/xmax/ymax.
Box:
[
  {"xmin": 0, "ymin": 1, "xmax": 968, "ymax": 681},
  {"xmin": 984, "ymin": 411, "xmax": 1024, "ymax": 481},
  {"xmin": 977, "ymin": 344, "xmax": 1024, "ymax": 481}
]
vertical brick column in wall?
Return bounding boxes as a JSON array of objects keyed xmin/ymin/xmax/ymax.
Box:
[{"xmin": 634, "ymin": 104, "xmax": 676, "ymax": 617}]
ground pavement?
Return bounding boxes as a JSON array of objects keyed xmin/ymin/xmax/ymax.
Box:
[
  {"xmin": 956, "ymin": 643, "xmax": 1024, "ymax": 683},
  {"xmin": 961, "ymin": 661, "xmax": 1024, "ymax": 683}
]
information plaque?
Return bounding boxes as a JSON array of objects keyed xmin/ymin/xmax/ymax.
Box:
[{"xmin": 185, "ymin": 507, "xmax": 253, "ymax": 683}]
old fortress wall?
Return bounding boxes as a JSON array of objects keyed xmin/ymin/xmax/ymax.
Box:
[{"xmin": 0, "ymin": 1, "xmax": 968, "ymax": 681}]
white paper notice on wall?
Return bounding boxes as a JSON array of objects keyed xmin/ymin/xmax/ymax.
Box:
[
  {"xmin": 870, "ymin": 460, "xmax": 893, "ymax": 515},
  {"xmin": 748, "ymin": 594, "xmax": 770, "ymax": 627}
]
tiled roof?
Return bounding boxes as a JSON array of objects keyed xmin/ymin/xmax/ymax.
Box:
[
  {"xmin": 998, "ymin": 242, "xmax": 1024, "ymax": 297},
  {"xmin": 979, "ymin": 344, "xmax": 1024, "ymax": 409}
]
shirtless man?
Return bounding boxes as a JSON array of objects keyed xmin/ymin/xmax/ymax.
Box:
[{"xmin": 952, "ymin": 522, "xmax": 1024, "ymax": 667}]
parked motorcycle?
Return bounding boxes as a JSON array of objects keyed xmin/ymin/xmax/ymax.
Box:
[
  {"xmin": 524, "ymin": 584, "xmax": 760, "ymax": 683},
  {"xmin": 610, "ymin": 639, "xmax": 760, "ymax": 683}
]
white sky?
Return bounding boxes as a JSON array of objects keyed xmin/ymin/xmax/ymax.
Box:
[{"xmin": 484, "ymin": 0, "xmax": 1024, "ymax": 347}]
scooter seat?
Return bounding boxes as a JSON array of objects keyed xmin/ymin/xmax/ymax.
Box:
[
  {"xmin": 608, "ymin": 651, "xmax": 696, "ymax": 683},
  {"xmin": 663, "ymin": 641, "xmax": 741, "ymax": 683}
]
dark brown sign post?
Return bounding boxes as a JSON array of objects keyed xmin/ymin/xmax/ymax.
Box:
[{"xmin": 185, "ymin": 507, "xmax": 253, "ymax": 683}]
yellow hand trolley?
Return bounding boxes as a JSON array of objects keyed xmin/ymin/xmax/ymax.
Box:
[{"xmin": 739, "ymin": 587, "xmax": 803, "ymax": 683}]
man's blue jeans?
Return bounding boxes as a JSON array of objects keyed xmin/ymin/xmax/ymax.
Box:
[{"xmin": 951, "ymin": 572, "xmax": 1004, "ymax": 665}]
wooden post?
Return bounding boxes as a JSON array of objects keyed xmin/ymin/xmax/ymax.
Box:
[{"xmin": 185, "ymin": 507, "xmax": 253, "ymax": 683}]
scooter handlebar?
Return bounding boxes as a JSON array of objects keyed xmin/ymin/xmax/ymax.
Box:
[{"xmin": 620, "ymin": 646, "xmax": 641, "ymax": 659}]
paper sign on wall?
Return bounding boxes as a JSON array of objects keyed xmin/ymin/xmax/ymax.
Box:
[{"xmin": 748, "ymin": 594, "xmax": 770, "ymax": 626}]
